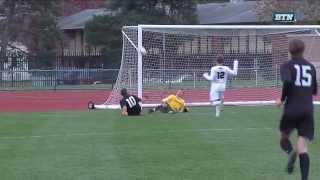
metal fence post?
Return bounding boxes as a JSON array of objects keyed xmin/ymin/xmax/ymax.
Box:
[
  {"xmin": 128, "ymin": 68, "xmax": 132, "ymax": 89},
  {"xmin": 11, "ymin": 66, "xmax": 13, "ymax": 88},
  {"xmin": 275, "ymin": 64, "xmax": 278, "ymax": 87},
  {"xmin": 193, "ymin": 71, "xmax": 196, "ymax": 88},
  {"xmin": 54, "ymin": 69, "xmax": 57, "ymax": 91},
  {"xmin": 255, "ymin": 69, "xmax": 258, "ymax": 87},
  {"xmin": 254, "ymin": 58, "xmax": 258, "ymax": 87}
]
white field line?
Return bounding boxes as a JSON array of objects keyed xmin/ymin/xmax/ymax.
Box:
[{"xmin": 0, "ymin": 127, "xmax": 272, "ymax": 140}]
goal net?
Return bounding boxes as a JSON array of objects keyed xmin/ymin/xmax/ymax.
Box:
[{"xmin": 103, "ymin": 25, "xmax": 320, "ymax": 109}]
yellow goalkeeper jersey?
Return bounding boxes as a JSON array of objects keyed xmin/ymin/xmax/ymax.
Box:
[{"xmin": 162, "ymin": 95, "xmax": 185, "ymax": 112}]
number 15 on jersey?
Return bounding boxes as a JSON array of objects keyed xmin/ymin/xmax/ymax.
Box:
[{"xmin": 294, "ymin": 64, "xmax": 312, "ymax": 87}]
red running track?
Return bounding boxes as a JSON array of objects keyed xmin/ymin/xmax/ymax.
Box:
[
  {"xmin": 0, "ymin": 88, "xmax": 319, "ymax": 112},
  {"xmin": 0, "ymin": 91, "xmax": 110, "ymax": 112},
  {"xmin": 143, "ymin": 88, "xmax": 282, "ymax": 103}
]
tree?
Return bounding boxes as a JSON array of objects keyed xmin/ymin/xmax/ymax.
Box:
[
  {"xmin": 0, "ymin": 0, "xmax": 62, "ymax": 68},
  {"xmin": 85, "ymin": 0, "xmax": 199, "ymax": 68},
  {"xmin": 256, "ymin": 0, "xmax": 320, "ymax": 24},
  {"xmin": 197, "ymin": 0, "xmax": 229, "ymax": 3},
  {"xmin": 85, "ymin": 15, "xmax": 122, "ymax": 68},
  {"xmin": 109, "ymin": 0, "xmax": 198, "ymax": 24},
  {"xmin": 197, "ymin": 0, "xmax": 256, "ymax": 3},
  {"xmin": 23, "ymin": 1, "xmax": 63, "ymax": 68},
  {"xmin": 0, "ymin": 0, "xmax": 19, "ymax": 56}
]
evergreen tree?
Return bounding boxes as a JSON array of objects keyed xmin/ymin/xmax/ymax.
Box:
[
  {"xmin": 0, "ymin": 0, "xmax": 62, "ymax": 68},
  {"xmin": 85, "ymin": 0, "xmax": 199, "ymax": 68}
]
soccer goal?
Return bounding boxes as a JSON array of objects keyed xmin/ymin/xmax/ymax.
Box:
[{"xmin": 102, "ymin": 25, "xmax": 320, "ymax": 109}]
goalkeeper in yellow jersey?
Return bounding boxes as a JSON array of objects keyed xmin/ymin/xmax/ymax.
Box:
[{"xmin": 149, "ymin": 89, "xmax": 189, "ymax": 113}]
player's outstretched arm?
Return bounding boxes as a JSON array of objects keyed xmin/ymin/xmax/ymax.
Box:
[
  {"xmin": 226, "ymin": 60, "xmax": 238, "ymax": 76},
  {"xmin": 276, "ymin": 98, "xmax": 284, "ymax": 107},
  {"xmin": 136, "ymin": 96, "xmax": 143, "ymax": 111},
  {"xmin": 312, "ymin": 66, "xmax": 318, "ymax": 95},
  {"xmin": 121, "ymin": 106, "xmax": 128, "ymax": 116},
  {"xmin": 276, "ymin": 80, "xmax": 290, "ymax": 107},
  {"xmin": 277, "ymin": 63, "xmax": 292, "ymax": 107},
  {"xmin": 232, "ymin": 60, "xmax": 238, "ymax": 75},
  {"xmin": 203, "ymin": 68, "xmax": 215, "ymax": 80},
  {"xmin": 161, "ymin": 95, "xmax": 171, "ymax": 104}
]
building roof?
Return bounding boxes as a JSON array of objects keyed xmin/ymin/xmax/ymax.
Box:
[
  {"xmin": 58, "ymin": 8, "xmax": 112, "ymax": 30},
  {"xmin": 58, "ymin": 2, "xmax": 257, "ymax": 30},
  {"xmin": 197, "ymin": 1, "xmax": 257, "ymax": 24},
  {"xmin": 58, "ymin": 1, "xmax": 308, "ymax": 29}
]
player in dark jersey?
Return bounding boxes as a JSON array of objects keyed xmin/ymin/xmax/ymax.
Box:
[
  {"xmin": 276, "ymin": 39, "xmax": 317, "ymax": 180},
  {"xmin": 119, "ymin": 88, "xmax": 142, "ymax": 116}
]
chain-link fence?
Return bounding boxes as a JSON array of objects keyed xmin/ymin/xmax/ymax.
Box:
[
  {"xmin": 3, "ymin": 65, "xmax": 320, "ymax": 91},
  {"xmin": 0, "ymin": 69, "xmax": 119, "ymax": 90},
  {"xmin": 142, "ymin": 66, "xmax": 282, "ymax": 90}
]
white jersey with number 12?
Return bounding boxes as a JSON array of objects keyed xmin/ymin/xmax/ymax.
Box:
[{"xmin": 205, "ymin": 65, "xmax": 237, "ymax": 91}]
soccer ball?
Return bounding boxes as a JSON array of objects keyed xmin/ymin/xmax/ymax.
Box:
[{"xmin": 140, "ymin": 47, "xmax": 147, "ymax": 55}]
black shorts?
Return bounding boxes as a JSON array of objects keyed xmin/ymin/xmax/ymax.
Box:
[
  {"xmin": 127, "ymin": 107, "xmax": 142, "ymax": 116},
  {"xmin": 160, "ymin": 104, "xmax": 188, "ymax": 113},
  {"xmin": 128, "ymin": 111, "xmax": 141, "ymax": 116},
  {"xmin": 159, "ymin": 103, "xmax": 172, "ymax": 113},
  {"xmin": 279, "ymin": 113, "xmax": 314, "ymax": 140}
]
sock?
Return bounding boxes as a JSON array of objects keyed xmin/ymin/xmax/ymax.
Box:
[
  {"xmin": 299, "ymin": 153, "xmax": 309, "ymax": 180},
  {"xmin": 216, "ymin": 105, "xmax": 220, "ymax": 117},
  {"xmin": 155, "ymin": 105, "xmax": 162, "ymax": 111},
  {"xmin": 280, "ymin": 138, "xmax": 293, "ymax": 154}
]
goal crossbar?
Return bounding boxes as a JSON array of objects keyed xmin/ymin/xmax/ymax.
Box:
[{"xmin": 138, "ymin": 25, "xmax": 320, "ymax": 29}]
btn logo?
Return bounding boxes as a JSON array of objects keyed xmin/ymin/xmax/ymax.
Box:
[{"xmin": 273, "ymin": 13, "xmax": 296, "ymax": 23}]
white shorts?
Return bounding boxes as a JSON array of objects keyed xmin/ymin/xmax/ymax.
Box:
[
  {"xmin": 210, "ymin": 90, "xmax": 224, "ymax": 102},
  {"xmin": 210, "ymin": 83, "xmax": 225, "ymax": 102}
]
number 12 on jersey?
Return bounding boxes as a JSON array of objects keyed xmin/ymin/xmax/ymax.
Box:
[{"xmin": 217, "ymin": 72, "xmax": 225, "ymax": 79}]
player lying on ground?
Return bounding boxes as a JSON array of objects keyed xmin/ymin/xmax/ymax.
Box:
[
  {"xmin": 88, "ymin": 88, "xmax": 142, "ymax": 116},
  {"xmin": 149, "ymin": 89, "xmax": 189, "ymax": 113},
  {"xmin": 203, "ymin": 55, "xmax": 238, "ymax": 117},
  {"xmin": 276, "ymin": 39, "xmax": 317, "ymax": 180},
  {"xmin": 119, "ymin": 88, "xmax": 142, "ymax": 116}
]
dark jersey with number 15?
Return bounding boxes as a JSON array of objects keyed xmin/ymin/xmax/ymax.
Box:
[
  {"xmin": 280, "ymin": 58, "xmax": 317, "ymax": 115},
  {"xmin": 120, "ymin": 95, "xmax": 142, "ymax": 115}
]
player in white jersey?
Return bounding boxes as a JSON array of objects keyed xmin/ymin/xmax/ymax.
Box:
[{"xmin": 203, "ymin": 56, "xmax": 238, "ymax": 117}]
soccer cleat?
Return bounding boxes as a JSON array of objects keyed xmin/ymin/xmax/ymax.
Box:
[
  {"xmin": 286, "ymin": 150, "xmax": 297, "ymax": 174},
  {"xmin": 88, "ymin": 101, "xmax": 95, "ymax": 110},
  {"xmin": 148, "ymin": 108, "xmax": 155, "ymax": 113}
]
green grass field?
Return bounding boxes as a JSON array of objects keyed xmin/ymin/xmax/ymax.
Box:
[{"xmin": 0, "ymin": 107, "xmax": 319, "ymax": 180}]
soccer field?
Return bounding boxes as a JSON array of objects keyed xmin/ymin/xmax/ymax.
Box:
[{"xmin": 0, "ymin": 107, "xmax": 319, "ymax": 180}]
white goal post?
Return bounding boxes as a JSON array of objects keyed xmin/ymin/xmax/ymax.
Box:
[{"xmin": 101, "ymin": 25, "xmax": 320, "ymax": 109}]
